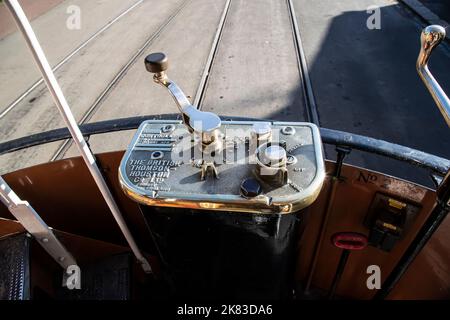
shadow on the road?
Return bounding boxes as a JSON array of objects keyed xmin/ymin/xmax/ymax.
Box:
[
  {"xmin": 295, "ymin": 2, "xmax": 450, "ymax": 186},
  {"xmin": 418, "ymin": 0, "xmax": 450, "ymax": 24}
]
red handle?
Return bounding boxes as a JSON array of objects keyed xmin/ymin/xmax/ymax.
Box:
[{"xmin": 332, "ymin": 232, "xmax": 368, "ymax": 250}]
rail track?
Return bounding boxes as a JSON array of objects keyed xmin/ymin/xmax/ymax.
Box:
[
  {"xmin": 1, "ymin": 0, "xmax": 318, "ymax": 164},
  {"xmin": 0, "ymin": 0, "xmax": 144, "ymax": 119},
  {"xmin": 50, "ymin": 0, "xmax": 318, "ymax": 160},
  {"xmin": 50, "ymin": 0, "xmax": 193, "ymax": 161}
]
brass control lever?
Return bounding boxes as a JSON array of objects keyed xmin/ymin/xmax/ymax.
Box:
[
  {"xmin": 145, "ymin": 53, "xmax": 222, "ymax": 153},
  {"xmin": 417, "ymin": 25, "xmax": 450, "ymax": 127}
]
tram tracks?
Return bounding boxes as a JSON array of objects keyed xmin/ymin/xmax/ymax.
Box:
[
  {"xmin": 0, "ymin": 0, "xmax": 144, "ymax": 119},
  {"xmin": 50, "ymin": 0, "xmax": 192, "ymax": 161},
  {"xmin": 287, "ymin": 0, "xmax": 320, "ymax": 126},
  {"xmin": 50, "ymin": 0, "xmax": 316, "ymax": 160},
  {"xmin": 196, "ymin": 0, "xmax": 319, "ymax": 124},
  {"xmin": 51, "ymin": 0, "xmax": 231, "ymax": 160},
  {"xmin": 193, "ymin": 0, "xmax": 232, "ymax": 108}
]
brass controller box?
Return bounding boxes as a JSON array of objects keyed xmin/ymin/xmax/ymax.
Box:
[{"xmin": 119, "ymin": 120, "xmax": 325, "ymax": 214}]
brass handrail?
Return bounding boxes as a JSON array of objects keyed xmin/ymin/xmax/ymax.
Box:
[{"xmin": 417, "ymin": 25, "xmax": 450, "ymax": 127}]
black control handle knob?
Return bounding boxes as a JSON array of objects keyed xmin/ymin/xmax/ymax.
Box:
[{"xmin": 145, "ymin": 52, "xmax": 168, "ymax": 73}]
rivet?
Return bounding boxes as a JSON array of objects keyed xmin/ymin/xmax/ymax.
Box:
[
  {"xmin": 151, "ymin": 151, "xmax": 164, "ymax": 160},
  {"xmin": 162, "ymin": 124, "xmax": 175, "ymax": 133},
  {"xmin": 281, "ymin": 126, "xmax": 296, "ymax": 135},
  {"xmin": 287, "ymin": 155, "xmax": 298, "ymax": 165}
]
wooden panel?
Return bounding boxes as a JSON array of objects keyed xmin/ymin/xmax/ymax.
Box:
[
  {"xmin": 0, "ymin": 218, "xmax": 25, "ymax": 239},
  {"xmin": 387, "ymin": 215, "xmax": 450, "ymax": 299},
  {"xmin": 0, "ymin": 151, "xmax": 155, "ymax": 253},
  {"xmin": 296, "ymin": 161, "xmax": 437, "ymax": 299},
  {"xmin": 1, "ymin": 153, "xmax": 448, "ymax": 299}
]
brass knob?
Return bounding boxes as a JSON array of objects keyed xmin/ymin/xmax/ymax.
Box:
[{"xmin": 145, "ymin": 52, "xmax": 168, "ymax": 73}]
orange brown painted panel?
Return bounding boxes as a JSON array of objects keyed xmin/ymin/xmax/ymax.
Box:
[
  {"xmin": 296, "ymin": 161, "xmax": 437, "ymax": 299},
  {"xmin": 0, "ymin": 151, "xmax": 154, "ymax": 253},
  {"xmin": 387, "ymin": 215, "xmax": 450, "ymax": 299},
  {"xmin": 0, "ymin": 154, "xmax": 448, "ymax": 299}
]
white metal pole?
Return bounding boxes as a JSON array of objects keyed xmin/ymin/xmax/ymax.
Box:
[{"xmin": 4, "ymin": 0, "xmax": 152, "ymax": 273}]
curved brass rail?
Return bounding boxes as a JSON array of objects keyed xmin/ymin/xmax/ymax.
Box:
[{"xmin": 417, "ymin": 25, "xmax": 450, "ymax": 127}]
